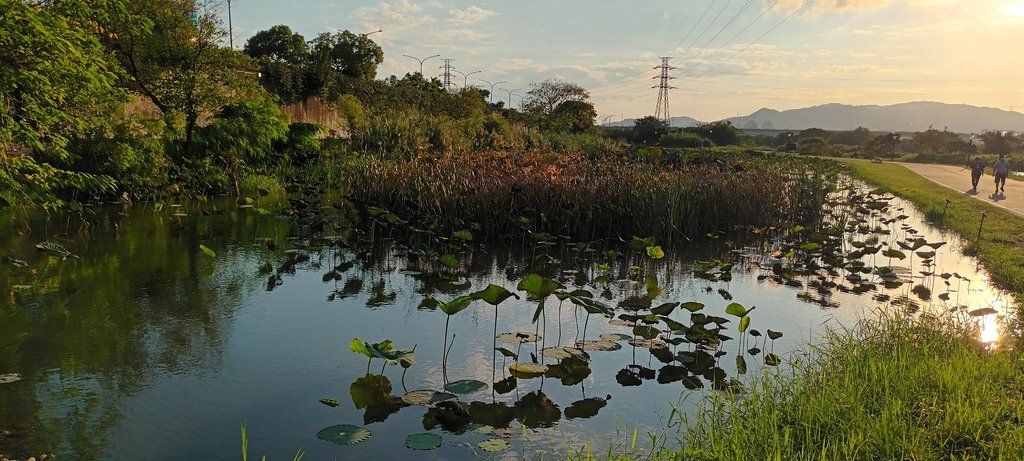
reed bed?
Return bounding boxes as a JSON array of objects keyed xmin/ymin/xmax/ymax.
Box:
[{"xmin": 346, "ymin": 151, "xmax": 832, "ymax": 244}]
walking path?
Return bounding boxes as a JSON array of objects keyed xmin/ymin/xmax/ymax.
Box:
[{"xmin": 899, "ymin": 162, "xmax": 1024, "ymax": 218}]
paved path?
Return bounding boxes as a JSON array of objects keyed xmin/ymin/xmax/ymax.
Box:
[{"xmin": 899, "ymin": 162, "xmax": 1024, "ymax": 218}]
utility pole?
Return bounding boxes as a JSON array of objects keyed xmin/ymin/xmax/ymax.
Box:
[
  {"xmin": 441, "ymin": 58, "xmax": 455, "ymax": 92},
  {"xmin": 479, "ymin": 79, "xmax": 506, "ymax": 103},
  {"xmin": 402, "ymin": 54, "xmax": 440, "ymax": 75},
  {"xmin": 652, "ymin": 57, "xmax": 676, "ymax": 124},
  {"xmin": 453, "ymin": 69, "xmax": 481, "ymax": 91},
  {"xmin": 226, "ymin": 0, "xmax": 233, "ymax": 49}
]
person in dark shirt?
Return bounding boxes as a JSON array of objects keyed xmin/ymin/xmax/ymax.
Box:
[{"xmin": 970, "ymin": 157, "xmax": 984, "ymax": 193}]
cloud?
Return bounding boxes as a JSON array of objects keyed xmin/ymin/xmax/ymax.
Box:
[
  {"xmin": 776, "ymin": 0, "xmax": 893, "ymax": 15},
  {"xmin": 353, "ymin": 0, "xmax": 437, "ymax": 35},
  {"xmin": 448, "ymin": 6, "xmax": 496, "ymax": 25}
]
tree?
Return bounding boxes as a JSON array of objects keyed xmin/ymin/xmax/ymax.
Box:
[
  {"xmin": 244, "ymin": 25, "xmax": 309, "ymax": 104},
  {"xmin": 0, "ymin": 0, "xmax": 128, "ymax": 207},
  {"xmin": 830, "ymin": 127, "xmax": 873, "ymax": 146},
  {"xmin": 545, "ymin": 100, "xmax": 596, "ymax": 133},
  {"xmin": 103, "ymin": 0, "xmax": 259, "ymax": 154},
  {"xmin": 1, "ymin": 0, "xmax": 131, "ymax": 159},
  {"xmin": 632, "ymin": 116, "xmax": 668, "ymax": 144},
  {"xmin": 684, "ymin": 120, "xmax": 741, "ymax": 146},
  {"xmin": 979, "ymin": 131, "xmax": 1021, "ymax": 155},
  {"xmin": 912, "ymin": 128, "xmax": 962, "ymax": 153},
  {"xmin": 307, "ymin": 31, "xmax": 383, "ymax": 81},
  {"xmin": 523, "ymin": 79, "xmax": 589, "ymax": 114},
  {"xmin": 243, "ymin": 25, "xmax": 307, "ymax": 64}
]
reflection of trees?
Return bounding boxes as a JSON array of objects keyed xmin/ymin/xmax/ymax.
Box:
[{"xmin": 0, "ymin": 202, "xmax": 290, "ymax": 457}]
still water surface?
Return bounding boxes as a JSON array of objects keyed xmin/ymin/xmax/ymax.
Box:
[{"xmin": 0, "ymin": 191, "xmax": 1011, "ymax": 460}]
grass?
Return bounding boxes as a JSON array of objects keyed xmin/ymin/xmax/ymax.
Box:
[
  {"xmin": 840, "ymin": 159, "xmax": 1024, "ymax": 296},
  {"xmin": 345, "ymin": 151, "xmax": 835, "ymax": 244},
  {"xmin": 667, "ymin": 312, "xmax": 1024, "ymax": 461},
  {"xmin": 565, "ymin": 312, "xmax": 1024, "ymax": 461}
]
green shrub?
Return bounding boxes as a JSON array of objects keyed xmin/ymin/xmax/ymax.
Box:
[{"xmin": 659, "ymin": 131, "xmax": 712, "ymax": 148}]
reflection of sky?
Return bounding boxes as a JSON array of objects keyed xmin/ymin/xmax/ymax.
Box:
[{"xmin": 16, "ymin": 186, "xmax": 1014, "ymax": 460}]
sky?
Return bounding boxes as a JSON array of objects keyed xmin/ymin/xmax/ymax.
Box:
[{"xmin": 226, "ymin": 0, "xmax": 1024, "ymax": 122}]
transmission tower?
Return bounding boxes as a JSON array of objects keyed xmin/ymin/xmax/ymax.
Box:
[
  {"xmin": 652, "ymin": 57, "xmax": 676, "ymax": 124},
  {"xmin": 441, "ymin": 58, "xmax": 455, "ymax": 92}
]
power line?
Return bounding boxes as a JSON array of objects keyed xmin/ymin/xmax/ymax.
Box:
[
  {"xmin": 671, "ymin": 0, "xmax": 732, "ymax": 66},
  {"xmin": 682, "ymin": 0, "xmax": 812, "ymax": 83},
  {"xmin": 675, "ymin": 0, "xmax": 777, "ymax": 78},
  {"xmin": 674, "ymin": 0, "xmax": 753, "ymax": 76}
]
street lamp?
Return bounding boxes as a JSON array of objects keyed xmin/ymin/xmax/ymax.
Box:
[
  {"xmin": 479, "ymin": 79, "xmax": 506, "ymax": 103},
  {"xmin": 452, "ymin": 69, "xmax": 481, "ymax": 91},
  {"xmin": 1000, "ymin": 131, "xmax": 1008, "ymax": 157},
  {"xmin": 889, "ymin": 131, "xmax": 901, "ymax": 160},
  {"xmin": 362, "ymin": 29, "xmax": 383, "ymax": 36},
  {"xmin": 402, "ymin": 53, "xmax": 440, "ymax": 76},
  {"xmin": 498, "ymin": 88, "xmax": 521, "ymax": 109}
]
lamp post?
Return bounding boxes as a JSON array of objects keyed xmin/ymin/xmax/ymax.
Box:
[
  {"xmin": 889, "ymin": 131, "xmax": 901, "ymax": 160},
  {"xmin": 362, "ymin": 29, "xmax": 383, "ymax": 37},
  {"xmin": 479, "ymin": 79, "xmax": 506, "ymax": 104},
  {"xmin": 402, "ymin": 53, "xmax": 440, "ymax": 75},
  {"xmin": 498, "ymin": 88, "xmax": 521, "ymax": 109},
  {"xmin": 452, "ymin": 69, "xmax": 481, "ymax": 91}
]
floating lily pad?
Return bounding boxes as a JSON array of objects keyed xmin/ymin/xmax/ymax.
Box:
[
  {"xmin": 628, "ymin": 338, "xmax": 668, "ymax": 349},
  {"xmin": 405, "ymin": 432, "xmax": 442, "ymax": 450},
  {"xmin": 541, "ymin": 346, "xmax": 578, "ymax": 360},
  {"xmin": 478, "ymin": 438, "xmax": 512, "ymax": 452},
  {"xmin": 402, "ymin": 390, "xmax": 457, "ymax": 406},
  {"xmin": 316, "ymin": 424, "xmax": 371, "ymax": 445},
  {"xmin": 509, "ymin": 362, "xmax": 548, "ymax": 378},
  {"xmin": 0, "ymin": 373, "xmax": 22, "ymax": 384},
  {"xmin": 319, "ymin": 398, "xmax": 340, "ymax": 407},
  {"xmin": 444, "ymin": 379, "xmax": 488, "ymax": 394},
  {"xmin": 608, "ymin": 318, "xmax": 637, "ymax": 327},
  {"xmin": 599, "ymin": 333, "xmax": 632, "ymax": 341},
  {"xmin": 496, "ymin": 332, "xmax": 540, "ymax": 344},
  {"xmin": 575, "ymin": 339, "xmax": 622, "ymax": 351}
]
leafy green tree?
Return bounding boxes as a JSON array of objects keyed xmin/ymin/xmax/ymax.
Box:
[
  {"xmin": 830, "ymin": 126, "xmax": 873, "ymax": 146},
  {"xmin": 979, "ymin": 130, "xmax": 1021, "ymax": 155},
  {"xmin": 912, "ymin": 128, "xmax": 964, "ymax": 153},
  {"xmin": 798, "ymin": 127, "xmax": 830, "ymax": 141},
  {"xmin": 0, "ymin": 0, "xmax": 129, "ymax": 207},
  {"xmin": 244, "ymin": 25, "xmax": 308, "ymax": 104},
  {"xmin": 684, "ymin": 120, "xmax": 741, "ymax": 146},
  {"xmin": 195, "ymin": 97, "xmax": 289, "ymax": 193},
  {"xmin": 545, "ymin": 100, "xmax": 596, "ymax": 133},
  {"xmin": 244, "ymin": 25, "xmax": 308, "ymax": 64},
  {"xmin": 103, "ymin": 0, "xmax": 259, "ymax": 153},
  {"xmin": 307, "ymin": 31, "xmax": 383, "ymax": 84},
  {"xmin": 632, "ymin": 116, "xmax": 668, "ymax": 144},
  {"xmin": 797, "ymin": 137, "xmax": 829, "ymax": 155}
]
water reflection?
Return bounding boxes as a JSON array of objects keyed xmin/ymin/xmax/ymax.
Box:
[{"xmin": 0, "ymin": 182, "xmax": 1014, "ymax": 460}]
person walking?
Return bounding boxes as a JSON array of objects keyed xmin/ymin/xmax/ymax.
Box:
[
  {"xmin": 970, "ymin": 157, "xmax": 984, "ymax": 192},
  {"xmin": 993, "ymin": 154, "xmax": 1010, "ymax": 195}
]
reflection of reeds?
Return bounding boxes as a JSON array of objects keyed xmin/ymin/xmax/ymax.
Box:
[{"xmin": 347, "ymin": 151, "xmax": 833, "ymax": 243}]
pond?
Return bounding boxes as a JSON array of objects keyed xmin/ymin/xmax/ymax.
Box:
[{"xmin": 0, "ymin": 182, "xmax": 1012, "ymax": 460}]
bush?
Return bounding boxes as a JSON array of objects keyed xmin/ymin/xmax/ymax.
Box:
[
  {"xmin": 659, "ymin": 131, "xmax": 712, "ymax": 148},
  {"xmin": 65, "ymin": 118, "xmax": 170, "ymax": 198}
]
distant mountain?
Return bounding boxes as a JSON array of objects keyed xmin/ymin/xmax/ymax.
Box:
[
  {"xmin": 608, "ymin": 115, "xmax": 703, "ymax": 128},
  {"xmin": 723, "ymin": 101, "xmax": 1024, "ymax": 133}
]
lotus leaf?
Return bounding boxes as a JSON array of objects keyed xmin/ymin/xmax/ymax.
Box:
[
  {"xmin": 405, "ymin": 433, "xmax": 442, "ymax": 450},
  {"xmin": 316, "ymin": 424, "xmax": 371, "ymax": 445}
]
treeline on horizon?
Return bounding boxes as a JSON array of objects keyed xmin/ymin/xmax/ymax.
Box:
[{"xmin": 2, "ymin": 0, "xmax": 1021, "ymax": 210}]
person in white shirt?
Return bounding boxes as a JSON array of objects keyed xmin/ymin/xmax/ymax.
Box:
[{"xmin": 993, "ymin": 154, "xmax": 1010, "ymax": 195}]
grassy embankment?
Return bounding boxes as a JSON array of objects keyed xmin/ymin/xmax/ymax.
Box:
[{"xmin": 569, "ymin": 158, "xmax": 1024, "ymax": 461}]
